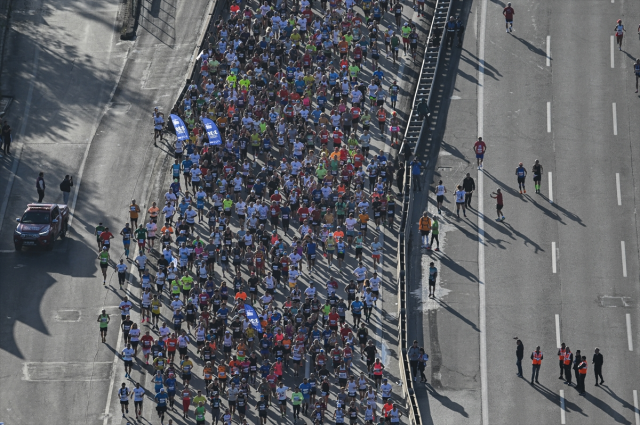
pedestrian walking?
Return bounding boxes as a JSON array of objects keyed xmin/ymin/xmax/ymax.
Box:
[
  {"xmin": 473, "ymin": 137, "xmax": 486, "ymax": 170},
  {"xmin": 563, "ymin": 346, "xmax": 574, "ymax": 385},
  {"xmin": 592, "ymin": 347, "xmax": 604, "ymax": 386},
  {"xmin": 36, "ymin": 172, "xmax": 46, "ymax": 202},
  {"xmin": 557, "ymin": 342, "xmax": 566, "ymax": 379},
  {"xmin": 463, "ymin": 173, "xmax": 475, "ymax": 207},
  {"xmin": 59, "ymin": 175, "xmax": 73, "ymax": 204},
  {"xmin": 455, "ymin": 16, "xmax": 465, "ymax": 48},
  {"xmin": 454, "ymin": 185, "xmax": 466, "ymax": 218},
  {"xmin": 445, "ymin": 16, "xmax": 456, "ymax": 48},
  {"xmin": 489, "ymin": 189, "xmax": 505, "ymax": 221},
  {"xmin": 428, "ymin": 262, "xmax": 437, "ymax": 298},
  {"xmin": 430, "ymin": 216, "xmax": 440, "ymax": 251},
  {"xmin": 416, "ymin": 98, "xmax": 431, "ymax": 121},
  {"xmin": 532, "ymin": 159, "xmax": 543, "ymax": 194},
  {"xmin": 418, "ymin": 212, "xmax": 431, "ymax": 248},
  {"xmin": 408, "ymin": 340, "xmax": 421, "ymax": 381},
  {"xmin": 515, "ymin": 162, "xmax": 527, "ymax": 194},
  {"xmin": 435, "ymin": 180, "xmax": 446, "ymax": 214},
  {"xmin": 577, "ymin": 356, "xmax": 588, "ymax": 395},
  {"xmin": 1, "ymin": 120, "xmax": 11, "ymax": 155},
  {"xmin": 515, "ymin": 339, "xmax": 524, "ymax": 377},
  {"xmin": 418, "ymin": 348, "xmax": 429, "ymax": 382},
  {"xmin": 530, "ymin": 345, "xmax": 542, "ymax": 384},
  {"xmin": 411, "ymin": 158, "xmax": 422, "ymax": 192}
]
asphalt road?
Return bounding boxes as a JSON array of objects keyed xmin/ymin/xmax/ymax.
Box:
[
  {"xmin": 0, "ymin": 0, "xmax": 429, "ymax": 424},
  {"xmin": 0, "ymin": 0, "xmax": 212, "ymax": 423},
  {"xmin": 407, "ymin": 0, "xmax": 640, "ymax": 424}
]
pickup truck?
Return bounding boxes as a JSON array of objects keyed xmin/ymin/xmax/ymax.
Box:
[{"xmin": 14, "ymin": 203, "xmax": 70, "ymax": 250}]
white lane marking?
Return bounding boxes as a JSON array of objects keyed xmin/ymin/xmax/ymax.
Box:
[
  {"xmin": 622, "ymin": 241, "xmax": 627, "ymax": 277},
  {"xmin": 611, "ymin": 36, "xmax": 615, "ymax": 68},
  {"xmin": 548, "ymin": 172, "xmax": 553, "ymax": 203},
  {"xmin": 478, "ymin": 0, "xmax": 489, "ymax": 422},
  {"xmin": 634, "ymin": 390, "xmax": 640, "ymax": 425},
  {"xmin": 617, "ymin": 173, "xmax": 622, "ymax": 205},
  {"xmin": 555, "ymin": 314, "xmax": 561, "ymax": 348},
  {"xmin": 560, "ymin": 390, "xmax": 566, "ymax": 424},
  {"xmin": 627, "ymin": 314, "xmax": 633, "ymax": 351},
  {"xmin": 0, "ymin": 47, "xmax": 39, "ymax": 233},
  {"xmin": 552, "ymin": 242, "xmax": 557, "ymax": 273},
  {"xmin": 546, "ymin": 36, "xmax": 551, "ymax": 66},
  {"xmin": 547, "ymin": 102, "xmax": 551, "ymax": 133},
  {"xmin": 613, "ymin": 103, "xmax": 618, "ymax": 136}
]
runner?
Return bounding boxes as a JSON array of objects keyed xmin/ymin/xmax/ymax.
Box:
[
  {"xmin": 515, "ymin": 162, "xmax": 527, "ymax": 194},
  {"xmin": 503, "ymin": 2, "xmax": 514, "ymax": 33},
  {"xmin": 490, "ymin": 188, "xmax": 506, "ymax": 221},
  {"xmin": 615, "ymin": 19, "xmax": 625, "ymax": 50},
  {"xmin": 454, "ymin": 185, "xmax": 466, "ymax": 218},
  {"xmin": 473, "ymin": 137, "xmax": 486, "ymax": 170},
  {"xmin": 97, "ymin": 246, "xmax": 109, "ymax": 284},
  {"xmin": 97, "ymin": 309, "xmax": 110, "ymax": 343},
  {"xmin": 531, "ymin": 159, "xmax": 543, "ymax": 194}
]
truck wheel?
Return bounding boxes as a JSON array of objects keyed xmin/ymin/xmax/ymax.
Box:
[
  {"xmin": 14, "ymin": 243, "xmax": 22, "ymax": 251},
  {"xmin": 60, "ymin": 222, "xmax": 68, "ymax": 239}
]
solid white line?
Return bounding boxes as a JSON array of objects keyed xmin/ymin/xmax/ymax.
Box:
[
  {"xmin": 617, "ymin": 173, "xmax": 622, "ymax": 205},
  {"xmin": 547, "ymin": 102, "xmax": 551, "ymax": 133},
  {"xmin": 627, "ymin": 314, "xmax": 633, "ymax": 351},
  {"xmin": 478, "ymin": 0, "xmax": 489, "ymax": 422},
  {"xmin": 634, "ymin": 390, "xmax": 640, "ymax": 425},
  {"xmin": 560, "ymin": 390, "xmax": 566, "ymax": 424},
  {"xmin": 622, "ymin": 241, "xmax": 627, "ymax": 277},
  {"xmin": 548, "ymin": 172, "xmax": 553, "ymax": 203},
  {"xmin": 611, "ymin": 36, "xmax": 615, "ymax": 68},
  {"xmin": 552, "ymin": 242, "xmax": 557, "ymax": 273},
  {"xmin": 613, "ymin": 103, "xmax": 618, "ymax": 136},
  {"xmin": 0, "ymin": 47, "xmax": 39, "ymax": 233},
  {"xmin": 555, "ymin": 314, "xmax": 561, "ymax": 348},
  {"xmin": 546, "ymin": 36, "xmax": 551, "ymax": 66}
]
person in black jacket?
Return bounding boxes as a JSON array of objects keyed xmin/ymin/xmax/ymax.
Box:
[
  {"xmin": 463, "ymin": 173, "xmax": 475, "ymax": 208},
  {"xmin": 60, "ymin": 175, "xmax": 74, "ymax": 204},
  {"xmin": 592, "ymin": 347, "xmax": 604, "ymax": 386},
  {"xmin": 572, "ymin": 350, "xmax": 582, "ymax": 389},
  {"xmin": 516, "ymin": 339, "xmax": 524, "ymax": 377}
]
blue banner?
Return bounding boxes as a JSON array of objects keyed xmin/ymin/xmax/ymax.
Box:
[
  {"xmin": 203, "ymin": 118, "xmax": 223, "ymax": 146},
  {"xmin": 170, "ymin": 114, "xmax": 189, "ymax": 141},
  {"xmin": 244, "ymin": 304, "xmax": 262, "ymax": 332}
]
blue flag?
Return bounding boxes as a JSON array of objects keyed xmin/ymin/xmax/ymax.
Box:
[
  {"xmin": 203, "ymin": 118, "xmax": 223, "ymax": 146},
  {"xmin": 170, "ymin": 114, "xmax": 189, "ymax": 141},
  {"xmin": 244, "ymin": 304, "xmax": 262, "ymax": 332}
]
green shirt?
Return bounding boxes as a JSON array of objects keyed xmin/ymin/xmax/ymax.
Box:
[
  {"xmin": 134, "ymin": 228, "xmax": 148, "ymax": 240},
  {"xmin": 322, "ymin": 304, "xmax": 331, "ymax": 315},
  {"xmin": 99, "ymin": 251, "xmax": 109, "ymax": 265},
  {"xmin": 180, "ymin": 276, "xmax": 194, "ymax": 291},
  {"xmin": 98, "ymin": 314, "xmax": 109, "ymax": 328},
  {"xmin": 316, "ymin": 166, "xmax": 328, "ymax": 179},
  {"xmin": 195, "ymin": 406, "xmax": 206, "ymax": 420},
  {"xmin": 291, "ymin": 391, "xmax": 304, "ymax": 405},
  {"xmin": 95, "ymin": 225, "xmax": 105, "ymax": 241},
  {"xmin": 431, "ymin": 220, "xmax": 439, "ymax": 235}
]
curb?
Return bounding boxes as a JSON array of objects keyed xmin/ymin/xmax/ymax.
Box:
[{"xmin": 120, "ymin": 0, "xmax": 140, "ymax": 41}]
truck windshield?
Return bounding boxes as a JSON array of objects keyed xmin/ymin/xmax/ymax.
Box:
[{"xmin": 21, "ymin": 211, "xmax": 50, "ymax": 224}]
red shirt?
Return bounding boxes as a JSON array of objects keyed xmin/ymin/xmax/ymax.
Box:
[
  {"xmin": 270, "ymin": 193, "xmax": 282, "ymax": 203},
  {"xmin": 100, "ymin": 231, "xmax": 113, "ymax": 244},
  {"xmin": 270, "ymin": 205, "xmax": 281, "ymax": 217},
  {"xmin": 328, "ymin": 312, "xmax": 339, "ymax": 327},
  {"xmin": 503, "ymin": 6, "xmax": 514, "ymax": 19},
  {"xmin": 141, "ymin": 335, "xmax": 154, "ymax": 349},
  {"xmin": 297, "ymin": 207, "xmax": 309, "ymax": 221},
  {"xmin": 473, "ymin": 140, "xmax": 486, "ymax": 154},
  {"xmin": 495, "ymin": 192, "xmax": 503, "ymax": 205}
]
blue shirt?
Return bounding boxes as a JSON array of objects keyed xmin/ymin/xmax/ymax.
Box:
[
  {"xmin": 411, "ymin": 161, "xmax": 421, "ymax": 176},
  {"xmin": 299, "ymin": 383, "xmax": 311, "ymax": 398},
  {"xmin": 516, "ymin": 166, "xmax": 526, "ymax": 177},
  {"xmin": 307, "ymin": 242, "xmax": 317, "ymax": 255},
  {"xmin": 165, "ymin": 378, "xmax": 177, "ymax": 392},
  {"xmin": 253, "ymin": 183, "xmax": 264, "ymax": 196},
  {"xmin": 373, "ymin": 69, "xmax": 384, "ymax": 81},
  {"xmin": 156, "ymin": 392, "xmax": 168, "ymax": 406},
  {"xmin": 351, "ymin": 300, "xmax": 363, "ymax": 313}
]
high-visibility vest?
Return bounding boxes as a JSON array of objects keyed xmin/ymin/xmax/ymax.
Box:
[
  {"xmin": 377, "ymin": 110, "xmax": 386, "ymax": 122},
  {"xmin": 578, "ymin": 362, "xmax": 587, "ymax": 375},
  {"xmin": 558, "ymin": 348, "xmax": 565, "ymax": 360},
  {"xmin": 532, "ymin": 351, "xmax": 542, "ymax": 365},
  {"xmin": 563, "ymin": 352, "xmax": 572, "ymax": 365},
  {"xmin": 419, "ymin": 217, "xmax": 432, "ymax": 231}
]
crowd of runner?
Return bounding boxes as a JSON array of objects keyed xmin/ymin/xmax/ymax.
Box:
[{"xmin": 99, "ymin": 0, "xmax": 427, "ymax": 422}]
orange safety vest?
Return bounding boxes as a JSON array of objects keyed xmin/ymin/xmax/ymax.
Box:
[
  {"xmin": 532, "ymin": 351, "xmax": 542, "ymax": 365},
  {"xmin": 558, "ymin": 348, "xmax": 565, "ymax": 360},
  {"xmin": 563, "ymin": 352, "xmax": 572, "ymax": 365},
  {"xmin": 377, "ymin": 109, "xmax": 386, "ymax": 122},
  {"xmin": 419, "ymin": 216, "xmax": 432, "ymax": 231},
  {"xmin": 578, "ymin": 361, "xmax": 587, "ymax": 375}
]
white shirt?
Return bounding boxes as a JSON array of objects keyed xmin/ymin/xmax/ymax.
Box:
[
  {"xmin": 380, "ymin": 383, "xmax": 392, "ymax": 398},
  {"xmin": 133, "ymin": 387, "xmax": 145, "ymax": 402},
  {"xmin": 276, "ymin": 386, "xmax": 289, "ymax": 400},
  {"xmin": 119, "ymin": 300, "xmax": 133, "ymax": 315},
  {"xmin": 122, "ymin": 348, "xmax": 135, "ymax": 361},
  {"xmin": 119, "ymin": 387, "xmax": 130, "ymax": 401}
]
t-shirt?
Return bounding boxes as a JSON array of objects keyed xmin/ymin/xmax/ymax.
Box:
[
  {"xmin": 474, "ymin": 141, "xmax": 486, "ymax": 154},
  {"xmin": 503, "ymin": 6, "xmax": 514, "ymax": 19}
]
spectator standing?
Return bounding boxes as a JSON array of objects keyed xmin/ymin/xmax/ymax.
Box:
[
  {"xmin": 515, "ymin": 339, "xmax": 524, "ymax": 377},
  {"xmin": 462, "ymin": 173, "xmax": 475, "ymax": 207},
  {"xmin": 36, "ymin": 172, "xmax": 46, "ymax": 202},
  {"xmin": 1, "ymin": 120, "xmax": 11, "ymax": 155},
  {"xmin": 60, "ymin": 175, "xmax": 74, "ymax": 204},
  {"xmin": 410, "ymin": 158, "xmax": 422, "ymax": 192},
  {"xmin": 592, "ymin": 347, "xmax": 604, "ymax": 386}
]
